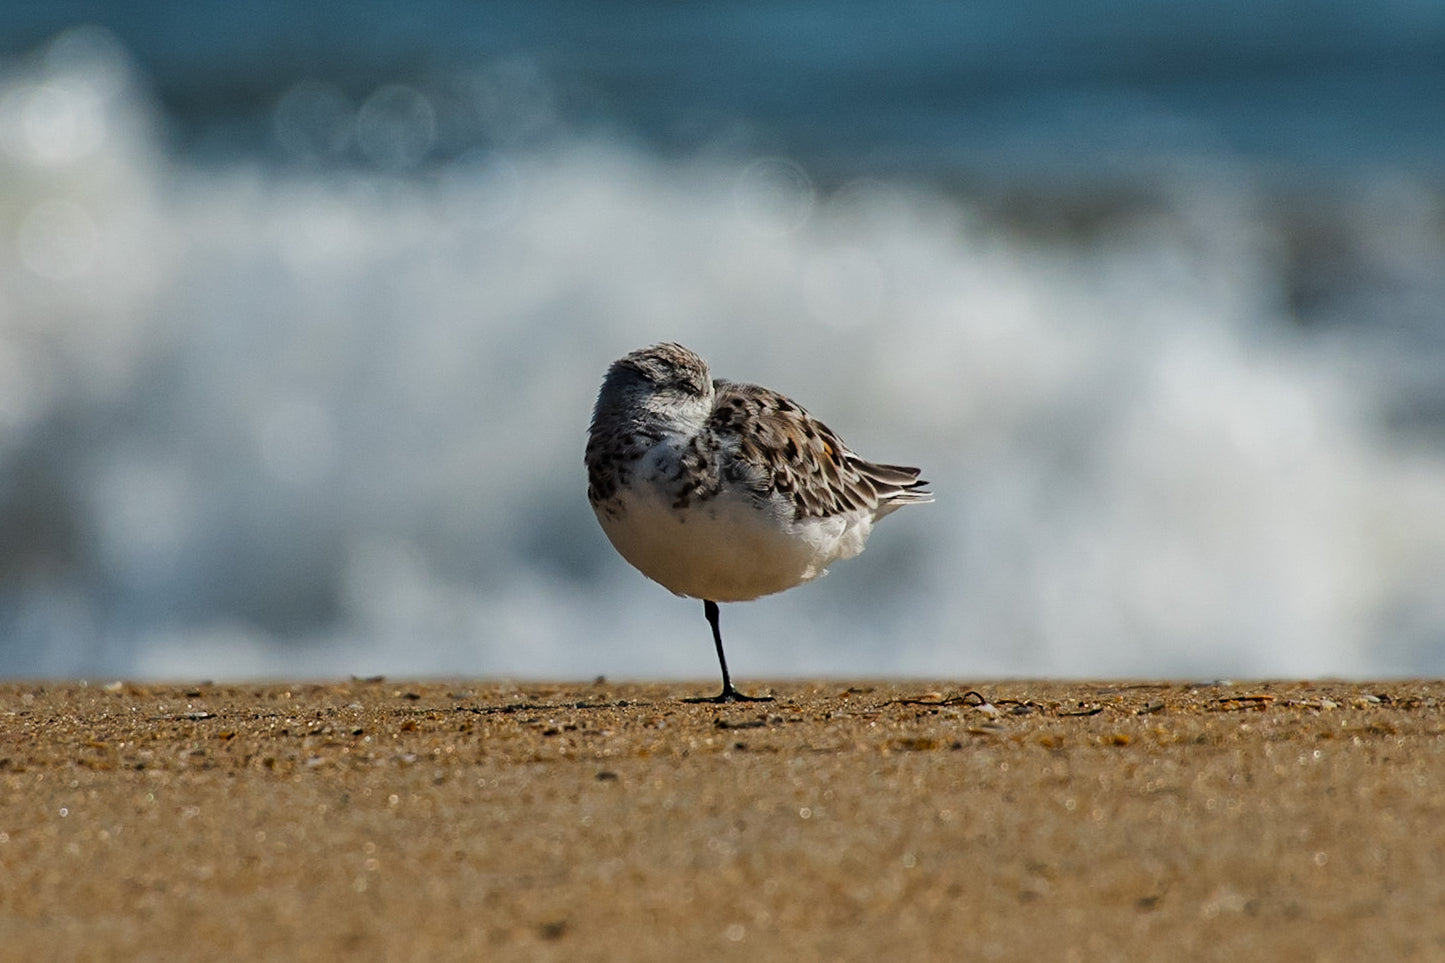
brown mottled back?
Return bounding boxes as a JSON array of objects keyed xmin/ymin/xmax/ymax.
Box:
[{"xmin": 708, "ymin": 380, "xmax": 930, "ymax": 520}]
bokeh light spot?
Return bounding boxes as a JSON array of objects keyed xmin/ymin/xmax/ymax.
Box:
[
  {"xmin": 733, "ymin": 156, "xmax": 815, "ymax": 234},
  {"xmin": 20, "ymin": 79, "xmax": 107, "ymax": 164},
  {"xmin": 356, "ymin": 84, "xmax": 436, "ymax": 170}
]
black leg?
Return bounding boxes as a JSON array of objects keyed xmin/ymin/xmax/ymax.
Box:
[{"xmin": 683, "ymin": 599, "xmax": 773, "ymax": 703}]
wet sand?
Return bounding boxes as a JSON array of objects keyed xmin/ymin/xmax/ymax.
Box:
[{"xmin": 2, "ymin": 678, "xmax": 1442, "ymax": 960}]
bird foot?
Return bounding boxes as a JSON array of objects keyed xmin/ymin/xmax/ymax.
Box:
[{"xmin": 684, "ymin": 686, "xmax": 775, "ymax": 704}]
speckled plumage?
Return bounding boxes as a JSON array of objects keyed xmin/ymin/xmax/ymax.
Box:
[{"xmin": 586, "ymin": 343, "xmax": 931, "ymax": 701}]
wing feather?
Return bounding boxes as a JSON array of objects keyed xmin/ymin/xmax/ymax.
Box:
[{"xmin": 709, "ymin": 380, "xmax": 932, "ymax": 520}]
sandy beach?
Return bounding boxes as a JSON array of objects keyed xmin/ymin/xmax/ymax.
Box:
[{"xmin": 1, "ymin": 678, "xmax": 1442, "ymax": 961}]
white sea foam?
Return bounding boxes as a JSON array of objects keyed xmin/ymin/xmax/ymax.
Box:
[{"xmin": 3, "ymin": 43, "xmax": 1444, "ymax": 680}]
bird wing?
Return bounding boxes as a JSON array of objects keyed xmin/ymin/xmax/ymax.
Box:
[{"xmin": 709, "ymin": 380, "xmax": 932, "ymax": 520}]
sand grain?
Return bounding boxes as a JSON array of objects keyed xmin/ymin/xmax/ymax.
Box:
[{"xmin": 1, "ymin": 679, "xmax": 1441, "ymax": 960}]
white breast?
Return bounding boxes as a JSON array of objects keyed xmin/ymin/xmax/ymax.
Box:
[{"xmin": 595, "ymin": 478, "xmax": 875, "ymax": 603}]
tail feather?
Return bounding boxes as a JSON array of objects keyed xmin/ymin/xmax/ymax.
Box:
[{"xmin": 854, "ymin": 459, "xmax": 933, "ymax": 515}]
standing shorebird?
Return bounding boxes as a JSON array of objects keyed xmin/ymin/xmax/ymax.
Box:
[{"xmin": 585, "ymin": 343, "xmax": 932, "ymax": 702}]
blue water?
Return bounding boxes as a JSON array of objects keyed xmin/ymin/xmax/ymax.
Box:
[
  {"xmin": 2, "ymin": 9, "xmax": 1445, "ymax": 681},
  {"xmin": 8, "ymin": 2, "xmax": 1445, "ymax": 175}
]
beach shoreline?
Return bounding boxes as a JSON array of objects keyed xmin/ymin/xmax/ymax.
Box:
[{"xmin": 2, "ymin": 678, "xmax": 1441, "ymax": 960}]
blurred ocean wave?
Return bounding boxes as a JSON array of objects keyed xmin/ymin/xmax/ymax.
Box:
[{"xmin": 2, "ymin": 25, "xmax": 1445, "ymax": 679}]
